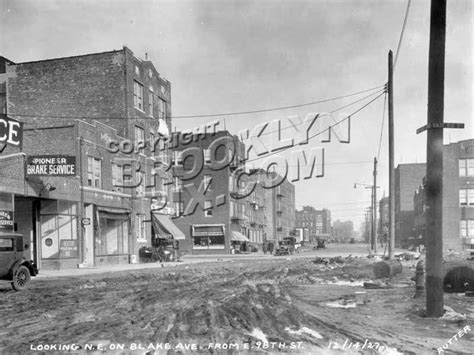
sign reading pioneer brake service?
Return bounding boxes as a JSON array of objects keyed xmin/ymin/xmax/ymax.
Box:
[
  {"xmin": 0, "ymin": 210, "xmax": 14, "ymax": 231},
  {"xmin": 26, "ymin": 155, "xmax": 76, "ymax": 176}
]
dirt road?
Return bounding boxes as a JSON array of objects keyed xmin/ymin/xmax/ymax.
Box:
[{"xmin": 1, "ymin": 249, "xmax": 473, "ymax": 354}]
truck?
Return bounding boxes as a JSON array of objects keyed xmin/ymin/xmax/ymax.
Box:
[{"xmin": 0, "ymin": 233, "xmax": 38, "ymax": 291}]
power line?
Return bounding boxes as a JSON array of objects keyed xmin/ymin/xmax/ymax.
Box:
[
  {"xmin": 377, "ymin": 92, "xmax": 388, "ymax": 160},
  {"xmin": 244, "ymin": 91, "xmax": 386, "ymax": 164},
  {"xmin": 172, "ymin": 84, "xmax": 385, "ymax": 119},
  {"xmin": 257, "ymin": 88, "xmax": 385, "ymax": 138},
  {"xmin": 9, "ymin": 84, "xmax": 385, "ymax": 122},
  {"xmin": 393, "ymin": 0, "xmax": 411, "ymax": 70}
]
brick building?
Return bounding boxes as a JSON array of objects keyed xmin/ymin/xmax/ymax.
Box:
[
  {"xmin": 414, "ymin": 139, "xmax": 474, "ymax": 253},
  {"xmin": 295, "ymin": 206, "xmax": 331, "ymax": 242},
  {"xmin": 394, "ymin": 163, "xmax": 426, "ymax": 247},
  {"xmin": 171, "ymin": 131, "xmax": 248, "ymax": 254},
  {"xmin": 270, "ymin": 177, "xmax": 296, "ymax": 243},
  {"xmin": 0, "ymin": 47, "xmax": 178, "ymax": 269}
]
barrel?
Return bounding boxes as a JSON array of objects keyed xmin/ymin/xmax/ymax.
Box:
[{"xmin": 373, "ymin": 260, "xmax": 402, "ymax": 279}]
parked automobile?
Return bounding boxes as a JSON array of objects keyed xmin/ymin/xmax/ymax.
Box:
[
  {"xmin": 275, "ymin": 237, "xmax": 296, "ymax": 256},
  {"xmin": 0, "ymin": 233, "xmax": 38, "ymax": 291}
]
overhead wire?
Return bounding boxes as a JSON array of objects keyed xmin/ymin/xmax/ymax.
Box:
[
  {"xmin": 393, "ymin": 0, "xmax": 411, "ymax": 71},
  {"xmin": 10, "ymin": 84, "xmax": 385, "ymax": 123},
  {"xmin": 243, "ymin": 91, "xmax": 386, "ymax": 164},
  {"xmin": 376, "ymin": 91, "xmax": 388, "ymax": 161}
]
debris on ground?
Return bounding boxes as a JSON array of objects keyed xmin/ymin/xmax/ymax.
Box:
[{"xmin": 441, "ymin": 306, "xmax": 467, "ymax": 323}]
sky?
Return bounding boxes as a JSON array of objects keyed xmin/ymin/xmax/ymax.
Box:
[{"xmin": 1, "ymin": 0, "xmax": 472, "ymax": 230}]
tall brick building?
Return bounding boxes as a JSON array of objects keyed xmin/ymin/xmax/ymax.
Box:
[
  {"xmin": 394, "ymin": 163, "xmax": 426, "ymax": 247},
  {"xmin": 414, "ymin": 139, "xmax": 474, "ymax": 254},
  {"xmin": 0, "ymin": 47, "xmax": 177, "ymax": 269}
]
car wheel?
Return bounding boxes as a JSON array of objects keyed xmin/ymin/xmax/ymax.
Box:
[{"xmin": 12, "ymin": 265, "xmax": 31, "ymax": 291}]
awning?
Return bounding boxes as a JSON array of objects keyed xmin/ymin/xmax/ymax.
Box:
[
  {"xmin": 152, "ymin": 213, "xmax": 185, "ymax": 240},
  {"xmin": 231, "ymin": 231, "xmax": 249, "ymax": 242}
]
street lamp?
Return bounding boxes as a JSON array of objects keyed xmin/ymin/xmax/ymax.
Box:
[{"xmin": 354, "ymin": 182, "xmax": 380, "ymax": 254}]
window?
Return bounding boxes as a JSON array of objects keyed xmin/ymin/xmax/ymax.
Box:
[
  {"xmin": 148, "ymin": 88, "xmax": 154, "ymax": 117},
  {"xmin": 460, "ymin": 189, "xmax": 474, "ymax": 206},
  {"xmin": 174, "ymin": 201, "xmax": 184, "ymax": 217},
  {"xmin": 135, "ymin": 126, "xmax": 145, "ymax": 154},
  {"xmin": 87, "ymin": 157, "xmax": 102, "ymax": 189},
  {"xmin": 133, "ymin": 81, "xmax": 144, "ymax": 111},
  {"xmin": 203, "ymin": 174, "xmax": 212, "ymax": 192},
  {"xmin": 158, "ymin": 98, "xmax": 166, "ymax": 119},
  {"xmin": 148, "ymin": 69, "xmax": 153, "ymax": 78},
  {"xmin": 136, "ymin": 214, "xmax": 147, "ymax": 242},
  {"xmin": 135, "ymin": 66, "xmax": 140, "ymax": 75},
  {"xmin": 136, "ymin": 170, "xmax": 145, "ymax": 197},
  {"xmin": 0, "ymin": 94, "xmax": 6, "ymax": 114},
  {"xmin": 460, "ymin": 220, "xmax": 474, "ymax": 238},
  {"xmin": 204, "ymin": 200, "xmax": 213, "ymax": 217},
  {"xmin": 175, "ymin": 151, "xmax": 183, "ymax": 165},
  {"xmin": 459, "ymin": 158, "xmax": 474, "ymax": 177},
  {"xmin": 0, "ymin": 238, "xmax": 13, "ymax": 251},
  {"xmin": 204, "ymin": 149, "xmax": 211, "ymax": 163},
  {"xmin": 112, "ymin": 163, "xmax": 123, "ymax": 192},
  {"xmin": 174, "ymin": 176, "xmax": 183, "ymax": 192}
]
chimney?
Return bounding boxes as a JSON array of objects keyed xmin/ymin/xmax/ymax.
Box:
[{"xmin": 145, "ymin": 52, "xmax": 148, "ymax": 60}]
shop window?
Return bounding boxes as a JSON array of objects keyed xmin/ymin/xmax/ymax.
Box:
[
  {"xmin": 192, "ymin": 225, "xmax": 225, "ymax": 250},
  {"xmin": 133, "ymin": 80, "xmax": 144, "ymax": 111},
  {"xmin": 40, "ymin": 201, "xmax": 79, "ymax": 260},
  {"xmin": 87, "ymin": 156, "xmax": 102, "ymax": 189},
  {"xmin": 96, "ymin": 215, "xmax": 129, "ymax": 256}
]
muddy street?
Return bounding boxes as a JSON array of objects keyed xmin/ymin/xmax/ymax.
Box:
[{"xmin": 1, "ymin": 252, "xmax": 473, "ymax": 355}]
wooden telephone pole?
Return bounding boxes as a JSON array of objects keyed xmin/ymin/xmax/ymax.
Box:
[
  {"xmin": 373, "ymin": 157, "xmax": 378, "ymax": 254},
  {"xmin": 388, "ymin": 51, "xmax": 395, "ymax": 260},
  {"xmin": 425, "ymin": 0, "xmax": 446, "ymax": 318}
]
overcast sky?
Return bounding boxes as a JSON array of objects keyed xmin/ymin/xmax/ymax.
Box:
[{"xmin": 1, "ymin": 0, "xmax": 472, "ymax": 229}]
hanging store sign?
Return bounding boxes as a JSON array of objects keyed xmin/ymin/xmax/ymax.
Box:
[
  {"xmin": 25, "ymin": 155, "xmax": 76, "ymax": 176},
  {"xmin": 0, "ymin": 210, "xmax": 14, "ymax": 231},
  {"xmin": 0, "ymin": 114, "xmax": 23, "ymax": 148}
]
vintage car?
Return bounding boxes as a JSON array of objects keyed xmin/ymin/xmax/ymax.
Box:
[
  {"xmin": 275, "ymin": 237, "xmax": 296, "ymax": 256},
  {"xmin": 0, "ymin": 233, "xmax": 38, "ymax": 291}
]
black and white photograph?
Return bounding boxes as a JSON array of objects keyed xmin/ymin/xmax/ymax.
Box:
[{"xmin": 0, "ymin": 0, "xmax": 473, "ymax": 354}]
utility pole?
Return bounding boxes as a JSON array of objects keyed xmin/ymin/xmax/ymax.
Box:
[
  {"xmin": 425, "ymin": 0, "xmax": 446, "ymax": 318},
  {"xmin": 388, "ymin": 50, "xmax": 395, "ymax": 260},
  {"xmin": 373, "ymin": 157, "xmax": 377, "ymax": 254}
]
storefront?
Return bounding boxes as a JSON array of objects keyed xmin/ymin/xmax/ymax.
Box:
[
  {"xmin": 39, "ymin": 199, "xmax": 80, "ymax": 270},
  {"xmin": 230, "ymin": 230, "xmax": 250, "ymax": 253},
  {"xmin": 94, "ymin": 206, "xmax": 131, "ymax": 266},
  {"xmin": 191, "ymin": 224, "xmax": 225, "ymax": 251},
  {"xmin": 151, "ymin": 212, "xmax": 185, "ymax": 261}
]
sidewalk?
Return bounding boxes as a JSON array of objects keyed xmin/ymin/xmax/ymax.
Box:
[{"xmin": 35, "ymin": 252, "xmax": 276, "ymax": 278}]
